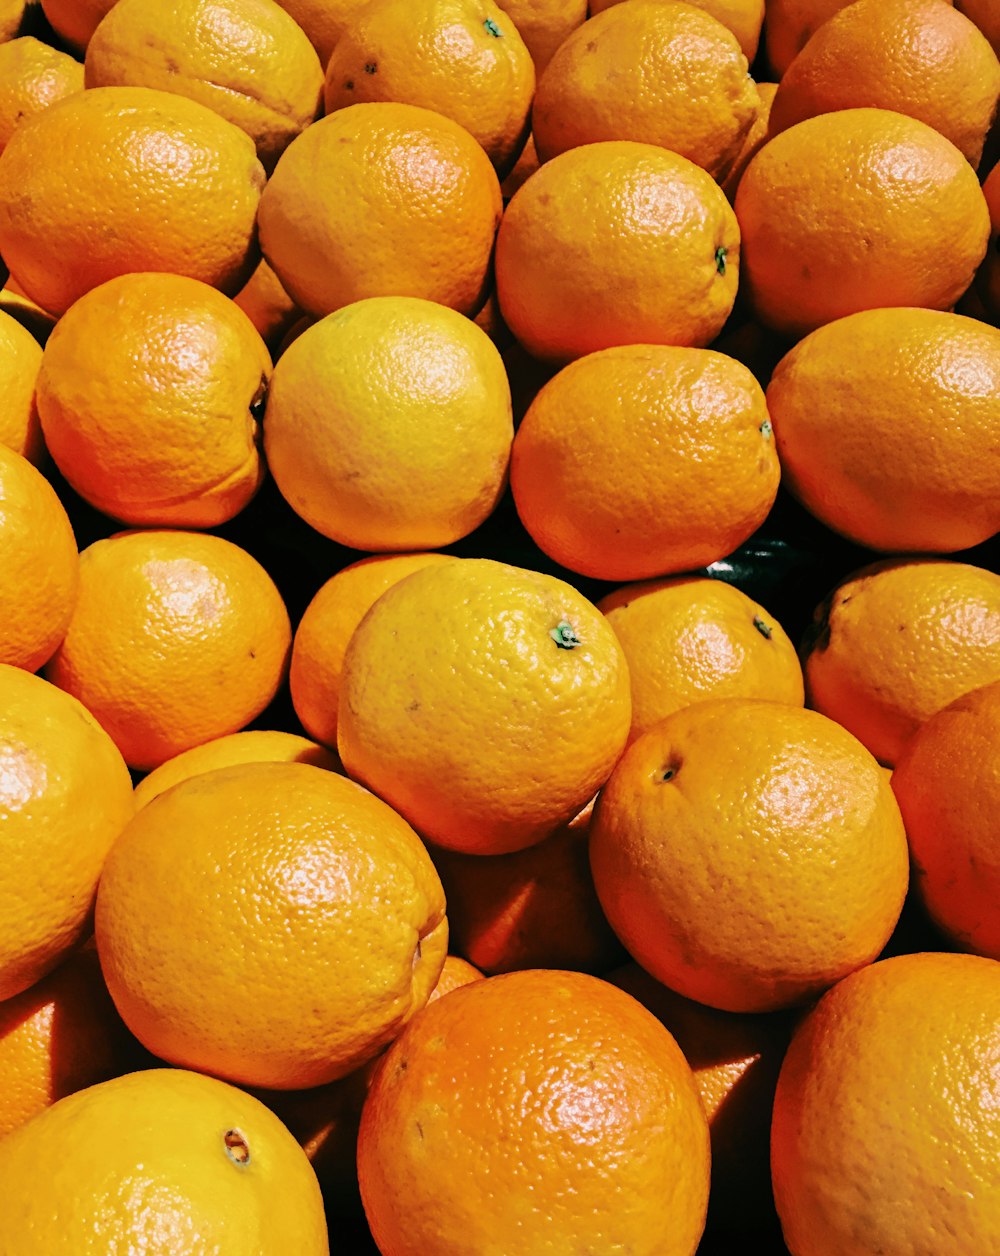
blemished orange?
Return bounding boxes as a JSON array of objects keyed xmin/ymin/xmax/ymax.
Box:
[
  {"xmin": 264, "ymin": 297, "xmax": 512, "ymax": 550},
  {"xmin": 234, "ymin": 257, "xmax": 304, "ymax": 352},
  {"xmin": 85, "ymin": 0, "xmax": 324, "ymax": 170},
  {"xmin": 766, "ymin": 308, "xmax": 1000, "ymax": 552},
  {"xmin": 0, "ymin": 36, "xmax": 83, "ymax": 155},
  {"xmin": 803, "ymin": 559, "xmax": 1000, "ymax": 767},
  {"xmin": 0, "ymin": 86, "xmax": 264, "ymax": 316},
  {"xmin": 338, "ymin": 558, "xmax": 632, "ymax": 855},
  {"xmin": 0, "ymin": 443, "xmax": 78, "ymax": 672},
  {"xmin": 734, "ymin": 108, "xmax": 990, "ymax": 337},
  {"xmin": 532, "ymin": 2, "xmax": 759, "ymax": 181},
  {"xmin": 323, "ymin": 0, "xmax": 534, "ymax": 175},
  {"xmin": 956, "ymin": 0, "xmax": 1000, "ymax": 54},
  {"xmin": 0, "ymin": 304, "xmax": 42, "ymax": 461},
  {"xmin": 36, "ymin": 272, "xmax": 270, "ymax": 528},
  {"xmin": 43, "ymin": 530, "xmax": 291, "ymax": 771},
  {"xmin": 589, "ymin": 698, "xmax": 909, "ymax": 1012},
  {"xmin": 494, "ymin": 0, "xmax": 587, "ymax": 70},
  {"xmin": 0, "ymin": 1068, "xmax": 329, "ymax": 1253},
  {"xmin": 589, "ymin": 0, "xmax": 764, "ymax": 62},
  {"xmin": 258, "ymin": 103, "xmax": 502, "ymax": 320},
  {"xmin": 510, "ymin": 345, "xmax": 779, "ymax": 581},
  {"xmin": 96, "ymin": 762, "xmax": 447, "ymax": 1088},
  {"xmin": 598, "ymin": 575, "xmax": 804, "ymax": 742},
  {"xmin": 38, "ymin": 0, "xmax": 114, "ymax": 51},
  {"xmin": 771, "ymin": 952, "xmax": 1000, "ymax": 1255},
  {"xmin": 427, "ymin": 955, "xmax": 484, "ymax": 1003},
  {"xmin": 496, "ymin": 141, "xmax": 740, "ymax": 362},
  {"xmin": 290, "ymin": 552, "xmax": 454, "ymax": 748},
  {"xmin": 133, "ymin": 729, "xmax": 340, "ymax": 809},
  {"xmin": 722, "ymin": 81, "xmax": 777, "ymax": 202},
  {"xmin": 0, "ymin": 664, "xmax": 133, "ymax": 1002},
  {"xmin": 428, "ymin": 801, "xmax": 627, "ymax": 975},
  {"xmin": 357, "ymin": 969, "xmax": 711, "ymax": 1256},
  {"xmin": 764, "ymin": 0, "xmax": 857, "ymax": 75},
  {"xmin": 769, "ymin": 0, "xmax": 1000, "ymax": 168},
  {"xmin": 0, "ymin": 943, "xmax": 135, "ymax": 1139},
  {"xmin": 979, "ymin": 160, "xmax": 1000, "ymax": 320}
]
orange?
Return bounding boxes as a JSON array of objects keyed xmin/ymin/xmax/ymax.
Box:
[
  {"xmin": 598, "ymin": 575, "xmax": 804, "ymax": 742},
  {"xmin": 532, "ymin": 2, "xmax": 760, "ymax": 181},
  {"xmin": 338, "ymin": 558, "xmax": 632, "ymax": 855},
  {"xmin": 766, "ymin": 308, "xmax": 1000, "ymax": 552},
  {"xmin": 270, "ymin": 0, "xmax": 368, "ymax": 65},
  {"xmin": 0, "ymin": 942, "xmax": 136, "ymax": 1139},
  {"xmin": 736, "ymin": 109, "xmax": 990, "ymax": 337},
  {"xmin": 0, "ymin": 85, "xmax": 264, "ymax": 316},
  {"xmin": 771, "ymin": 952, "xmax": 1000, "ymax": 1255},
  {"xmin": 290, "ymin": 552, "xmax": 453, "ymax": 748},
  {"xmin": 357, "ymin": 969, "xmax": 711, "ymax": 1256},
  {"xmin": 0, "ymin": 1068, "xmax": 329, "ymax": 1252},
  {"xmin": 38, "ymin": 0, "xmax": 114, "ymax": 52},
  {"xmin": 978, "ymin": 159, "xmax": 1000, "ymax": 320},
  {"xmin": 0, "ymin": 36, "xmax": 83, "ymax": 155},
  {"xmin": 956, "ymin": 0, "xmax": 1000, "ymax": 54},
  {"xmin": 427, "ymin": 955, "xmax": 484, "ymax": 1002},
  {"xmin": 85, "ymin": 0, "xmax": 324, "ymax": 170},
  {"xmin": 36, "ymin": 272, "xmax": 270, "ymax": 528},
  {"xmin": 43, "ymin": 529, "xmax": 291, "ymax": 771},
  {"xmin": 428, "ymin": 801, "xmax": 626, "ymax": 975},
  {"xmin": 264, "ymin": 297, "xmax": 513, "ymax": 550},
  {"xmin": 769, "ymin": 0, "xmax": 1000, "ymax": 168},
  {"xmin": 0, "ymin": 304, "xmax": 42, "ymax": 461},
  {"xmin": 721, "ymin": 80, "xmax": 776, "ymax": 202},
  {"xmin": 132, "ymin": 728, "xmax": 340, "ymax": 809},
  {"xmin": 258, "ymin": 103, "xmax": 502, "ymax": 320},
  {"xmin": 589, "ymin": 0, "xmax": 764, "ymax": 62},
  {"xmin": 764, "ymin": 0, "xmax": 857, "ymax": 75},
  {"xmin": 233, "ymin": 256, "xmax": 304, "ymax": 352},
  {"xmin": 0, "ymin": 0, "xmax": 32, "ymax": 42},
  {"xmin": 0, "ymin": 273, "xmax": 55, "ymax": 350},
  {"xmin": 494, "ymin": 0, "xmax": 587, "ymax": 71},
  {"xmin": 510, "ymin": 344, "xmax": 779, "ymax": 581},
  {"xmin": 0, "ymin": 664, "xmax": 133, "ymax": 1001},
  {"xmin": 96, "ymin": 762, "xmax": 447, "ymax": 1088},
  {"xmin": 589, "ymin": 698, "xmax": 909, "ymax": 1012},
  {"xmin": 0, "ymin": 443, "xmax": 78, "ymax": 672},
  {"xmin": 803, "ymin": 558, "xmax": 1000, "ymax": 767},
  {"xmin": 323, "ymin": 0, "xmax": 534, "ymax": 175},
  {"xmin": 495, "ymin": 141, "xmax": 740, "ymax": 362}
]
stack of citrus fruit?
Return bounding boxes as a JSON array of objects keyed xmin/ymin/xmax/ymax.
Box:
[{"xmin": 0, "ymin": 0, "xmax": 998, "ymax": 1251}]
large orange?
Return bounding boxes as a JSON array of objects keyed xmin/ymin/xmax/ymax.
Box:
[
  {"xmin": 734, "ymin": 108, "xmax": 989, "ymax": 336},
  {"xmin": 494, "ymin": 0, "xmax": 587, "ymax": 70},
  {"xmin": 0, "ymin": 304, "xmax": 42, "ymax": 461},
  {"xmin": 589, "ymin": 0, "xmax": 764, "ymax": 62},
  {"xmin": 0, "ymin": 36, "xmax": 83, "ymax": 155},
  {"xmin": 96, "ymin": 762, "xmax": 447, "ymax": 1088},
  {"xmin": 589, "ymin": 698, "xmax": 909, "ymax": 1012},
  {"xmin": 357, "ymin": 969, "xmax": 711, "ymax": 1255},
  {"xmin": 766, "ymin": 308, "xmax": 1000, "ymax": 552},
  {"xmin": 771, "ymin": 952, "xmax": 1000, "ymax": 1254}
]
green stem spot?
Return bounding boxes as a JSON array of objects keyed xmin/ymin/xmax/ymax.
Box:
[
  {"xmin": 715, "ymin": 246, "xmax": 727, "ymax": 276},
  {"xmin": 759, "ymin": 418, "xmax": 772, "ymax": 438},
  {"xmin": 753, "ymin": 616, "xmax": 772, "ymax": 639},
  {"xmin": 550, "ymin": 620, "xmax": 580, "ymax": 649},
  {"xmin": 484, "ymin": 17, "xmax": 502, "ymax": 35}
]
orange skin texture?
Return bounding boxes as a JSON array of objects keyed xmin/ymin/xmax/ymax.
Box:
[
  {"xmin": 338, "ymin": 557, "xmax": 632, "ymax": 855},
  {"xmin": 258, "ymin": 102, "xmax": 502, "ymax": 320},
  {"xmin": 892, "ymin": 681, "xmax": 1000, "ymax": 958},
  {"xmin": 722, "ymin": 81, "xmax": 776, "ymax": 202},
  {"xmin": 0, "ymin": 444, "xmax": 78, "ymax": 672},
  {"xmin": 494, "ymin": 0, "xmax": 587, "ymax": 71},
  {"xmin": 599, "ymin": 575, "xmax": 804, "ymax": 743},
  {"xmin": 233, "ymin": 257, "xmax": 304, "ymax": 352},
  {"xmin": 956, "ymin": 0, "xmax": 1000, "ymax": 54},
  {"xmin": 96, "ymin": 762, "xmax": 448, "ymax": 1089},
  {"xmin": 323, "ymin": 0, "xmax": 534, "ymax": 175},
  {"xmin": 0, "ymin": 1068, "xmax": 330, "ymax": 1253},
  {"xmin": 769, "ymin": 0, "xmax": 1000, "ymax": 168},
  {"xmin": 427, "ymin": 955, "xmax": 485, "ymax": 1002},
  {"xmin": 357, "ymin": 969, "xmax": 711, "ymax": 1256},
  {"xmin": 496, "ymin": 140, "xmax": 740, "ymax": 362},
  {"xmin": 428, "ymin": 801, "xmax": 627, "ymax": 975},
  {"xmin": 589, "ymin": 698, "xmax": 910, "ymax": 1012},
  {"xmin": 43, "ymin": 530, "xmax": 292, "ymax": 771},
  {"xmin": 0, "ymin": 305, "xmax": 42, "ymax": 462},
  {"xmin": 0, "ymin": 36, "xmax": 83, "ymax": 156},
  {"xmin": 37, "ymin": 272, "xmax": 271, "ymax": 529},
  {"xmin": 766, "ymin": 308, "xmax": 1000, "ymax": 552},
  {"xmin": 38, "ymin": 0, "xmax": 114, "ymax": 51},
  {"xmin": 978, "ymin": 160, "xmax": 1000, "ymax": 320},
  {"xmin": 734, "ymin": 107, "xmax": 990, "ymax": 337},
  {"xmin": 589, "ymin": 0, "xmax": 764, "ymax": 62},
  {"xmin": 0, "ymin": 665, "xmax": 134, "ymax": 1002},
  {"xmin": 510, "ymin": 344, "xmax": 779, "ymax": 581},
  {"xmin": 290, "ymin": 552, "xmax": 453, "ymax": 748},
  {"xmin": 533, "ymin": 2, "xmax": 760, "ymax": 181},
  {"xmin": 804, "ymin": 558, "xmax": 1000, "ymax": 767},
  {"xmin": 771, "ymin": 953, "xmax": 1000, "ymax": 1255}
]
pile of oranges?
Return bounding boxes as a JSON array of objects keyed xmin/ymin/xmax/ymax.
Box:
[{"xmin": 0, "ymin": 0, "xmax": 998, "ymax": 1250}]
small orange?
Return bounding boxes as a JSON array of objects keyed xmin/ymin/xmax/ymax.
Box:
[
  {"xmin": 510, "ymin": 344, "xmax": 779, "ymax": 581},
  {"xmin": 722, "ymin": 81, "xmax": 777, "ymax": 202},
  {"xmin": 0, "ymin": 304, "xmax": 42, "ymax": 461},
  {"xmin": 495, "ymin": 0, "xmax": 587, "ymax": 70},
  {"xmin": 771, "ymin": 953, "xmax": 1000, "ymax": 1255},
  {"xmin": 532, "ymin": 2, "xmax": 760, "ymax": 181},
  {"xmin": 599, "ymin": 575, "xmax": 804, "ymax": 742},
  {"xmin": 956, "ymin": 0, "xmax": 1000, "ymax": 54},
  {"xmin": 43, "ymin": 529, "xmax": 291, "ymax": 770},
  {"xmin": 589, "ymin": 698, "xmax": 909, "ymax": 1012},
  {"xmin": 258, "ymin": 103, "xmax": 502, "ymax": 320},
  {"xmin": 38, "ymin": 0, "xmax": 114, "ymax": 52},
  {"xmin": 735, "ymin": 108, "xmax": 990, "ymax": 336},
  {"xmin": 357, "ymin": 969, "xmax": 711, "ymax": 1256},
  {"xmin": 589, "ymin": 0, "xmax": 764, "ymax": 62},
  {"xmin": 96, "ymin": 762, "xmax": 447, "ymax": 1088},
  {"xmin": 978, "ymin": 159, "xmax": 1000, "ymax": 320},
  {"xmin": 427, "ymin": 955, "xmax": 484, "ymax": 1002},
  {"xmin": 0, "ymin": 0, "xmax": 32, "ymax": 42},
  {"xmin": 270, "ymin": 0, "xmax": 369, "ymax": 65},
  {"xmin": 0, "ymin": 36, "xmax": 83, "ymax": 156},
  {"xmin": 0, "ymin": 274, "xmax": 56, "ymax": 351},
  {"xmin": 764, "ymin": 0, "xmax": 858, "ymax": 75},
  {"xmin": 496, "ymin": 140, "xmax": 740, "ymax": 362},
  {"xmin": 233, "ymin": 257, "xmax": 304, "ymax": 352}
]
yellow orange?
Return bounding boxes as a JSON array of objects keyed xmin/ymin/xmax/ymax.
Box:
[
  {"xmin": 0, "ymin": 36, "xmax": 83, "ymax": 155},
  {"xmin": 0, "ymin": 304, "xmax": 42, "ymax": 461}
]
